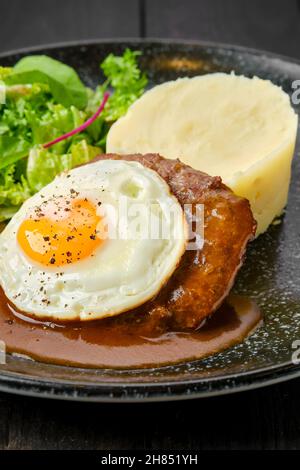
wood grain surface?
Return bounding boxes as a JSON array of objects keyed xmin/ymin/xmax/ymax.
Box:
[
  {"xmin": 0, "ymin": 0, "xmax": 300, "ymax": 450},
  {"xmin": 0, "ymin": 380, "xmax": 299, "ymax": 450},
  {"xmin": 145, "ymin": 0, "xmax": 300, "ymax": 58}
]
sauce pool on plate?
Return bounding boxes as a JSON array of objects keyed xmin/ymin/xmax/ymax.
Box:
[{"xmin": 0, "ymin": 289, "xmax": 262, "ymax": 369}]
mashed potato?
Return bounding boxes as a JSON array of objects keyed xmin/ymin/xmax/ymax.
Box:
[{"xmin": 107, "ymin": 73, "xmax": 298, "ymax": 235}]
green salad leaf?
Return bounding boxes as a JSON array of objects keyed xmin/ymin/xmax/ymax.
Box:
[
  {"xmin": 7, "ymin": 55, "xmax": 87, "ymax": 109},
  {"xmin": 0, "ymin": 49, "xmax": 147, "ymax": 222},
  {"xmin": 0, "ymin": 135, "xmax": 31, "ymax": 170},
  {"xmin": 102, "ymin": 48, "xmax": 147, "ymax": 121},
  {"xmin": 0, "ymin": 164, "xmax": 31, "ymax": 221},
  {"xmin": 0, "ymin": 83, "xmax": 53, "ymax": 168},
  {"xmin": 0, "ymin": 66, "xmax": 12, "ymax": 81},
  {"xmin": 27, "ymin": 103, "xmax": 87, "ymax": 149},
  {"xmin": 87, "ymin": 49, "xmax": 147, "ymax": 123},
  {"xmin": 27, "ymin": 140, "xmax": 101, "ymax": 192}
]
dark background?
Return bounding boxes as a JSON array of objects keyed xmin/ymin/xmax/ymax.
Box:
[
  {"xmin": 1, "ymin": 0, "xmax": 300, "ymax": 450},
  {"xmin": 2, "ymin": 0, "xmax": 300, "ymax": 58}
]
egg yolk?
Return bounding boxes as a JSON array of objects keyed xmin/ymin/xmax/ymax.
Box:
[{"xmin": 17, "ymin": 198, "xmax": 103, "ymax": 267}]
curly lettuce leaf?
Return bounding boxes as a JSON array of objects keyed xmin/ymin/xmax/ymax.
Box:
[
  {"xmin": 0, "ymin": 83, "xmax": 53, "ymax": 168},
  {"xmin": 87, "ymin": 49, "xmax": 147, "ymax": 124},
  {"xmin": 0, "ymin": 164, "xmax": 31, "ymax": 221},
  {"xmin": 101, "ymin": 49, "xmax": 147, "ymax": 92},
  {"xmin": 27, "ymin": 140, "xmax": 101, "ymax": 192},
  {"xmin": 27, "ymin": 103, "xmax": 88, "ymax": 152},
  {"xmin": 0, "ymin": 86, "xmax": 89, "ymax": 169},
  {"xmin": 103, "ymin": 49, "xmax": 147, "ymax": 121}
]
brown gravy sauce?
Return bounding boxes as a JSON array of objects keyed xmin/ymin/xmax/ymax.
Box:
[{"xmin": 0, "ymin": 289, "xmax": 262, "ymax": 369}]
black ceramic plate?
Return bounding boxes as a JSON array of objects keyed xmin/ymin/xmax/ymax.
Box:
[{"xmin": 0, "ymin": 39, "xmax": 300, "ymax": 402}]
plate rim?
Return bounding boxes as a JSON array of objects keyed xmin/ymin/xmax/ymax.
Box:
[
  {"xmin": 0, "ymin": 37, "xmax": 300, "ymax": 401},
  {"xmin": 1, "ymin": 36, "xmax": 300, "ymax": 68},
  {"xmin": 0, "ymin": 360, "xmax": 300, "ymax": 402}
]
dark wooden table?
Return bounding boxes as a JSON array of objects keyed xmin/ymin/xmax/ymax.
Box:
[{"xmin": 1, "ymin": 0, "xmax": 300, "ymax": 450}]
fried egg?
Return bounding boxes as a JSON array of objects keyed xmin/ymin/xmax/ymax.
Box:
[{"xmin": 0, "ymin": 159, "xmax": 187, "ymax": 321}]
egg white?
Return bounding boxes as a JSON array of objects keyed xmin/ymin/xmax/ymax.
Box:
[{"xmin": 0, "ymin": 159, "xmax": 187, "ymax": 321}]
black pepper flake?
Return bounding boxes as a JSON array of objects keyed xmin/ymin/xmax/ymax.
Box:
[
  {"xmin": 49, "ymin": 257, "xmax": 56, "ymax": 265},
  {"xmin": 70, "ymin": 189, "xmax": 79, "ymax": 196},
  {"xmin": 43, "ymin": 236, "xmax": 50, "ymax": 242}
]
